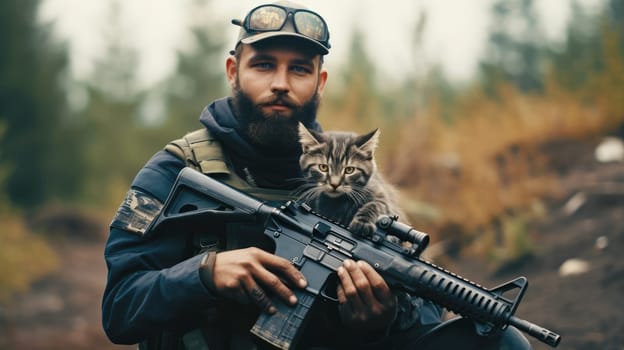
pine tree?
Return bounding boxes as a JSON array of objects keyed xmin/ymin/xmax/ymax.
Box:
[
  {"xmin": 479, "ymin": 0, "xmax": 546, "ymax": 94},
  {"xmin": 0, "ymin": 0, "xmax": 83, "ymax": 208},
  {"xmin": 78, "ymin": 0, "xmax": 145, "ymax": 203},
  {"xmin": 164, "ymin": 0, "xmax": 227, "ymax": 135}
]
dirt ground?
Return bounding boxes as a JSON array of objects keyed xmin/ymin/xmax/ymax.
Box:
[
  {"xmin": 0, "ymin": 237, "xmax": 135, "ymax": 350},
  {"xmin": 447, "ymin": 138, "xmax": 624, "ymax": 350},
  {"xmin": 0, "ymin": 138, "xmax": 622, "ymax": 350}
]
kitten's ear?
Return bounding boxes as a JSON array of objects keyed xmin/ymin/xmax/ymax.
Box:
[
  {"xmin": 298, "ymin": 122, "xmax": 322, "ymax": 152},
  {"xmin": 356, "ymin": 129, "xmax": 380, "ymax": 155}
]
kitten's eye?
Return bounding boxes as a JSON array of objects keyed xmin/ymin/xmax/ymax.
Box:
[
  {"xmin": 344, "ymin": 166, "xmax": 355, "ymax": 174},
  {"xmin": 318, "ymin": 164, "xmax": 329, "ymax": 172}
]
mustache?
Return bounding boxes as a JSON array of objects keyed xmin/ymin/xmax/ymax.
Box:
[{"xmin": 258, "ymin": 95, "xmax": 298, "ymax": 108}]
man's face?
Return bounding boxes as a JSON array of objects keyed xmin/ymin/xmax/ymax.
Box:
[{"xmin": 226, "ymin": 40, "xmax": 328, "ymax": 154}]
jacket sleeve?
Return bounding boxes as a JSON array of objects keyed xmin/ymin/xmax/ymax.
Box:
[{"xmin": 101, "ymin": 151, "xmax": 220, "ymax": 344}]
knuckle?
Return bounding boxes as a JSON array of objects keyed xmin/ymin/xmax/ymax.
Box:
[
  {"xmin": 353, "ymin": 277, "xmax": 368, "ymax": 290},
  {"xmin": 265, "ymin": 275, "xmax": 282, "ymax": 288},
  {"xmin": 370, "ymin": 279, "xmax": 385, "ymax": 290},
  {"xmin": 240, "ymin": 259, "xmax": 258, "ymax": 271},
  {"xmin": 344, "ymin": 286, "xmax": 358, "ymax": 298},
  {"xmin": 357, "ymin": 260, "xmax": 371, "ymax": 270},
  {"xmin": 247, "ymin": 247, "xmax": 264, "ymax": 257},
  {"xmin": 224, "ymin": 279, "xmax": 240, "ymax": 291}
]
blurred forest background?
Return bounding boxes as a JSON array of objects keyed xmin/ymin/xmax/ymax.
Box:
[{"xmin": 1, "ymin": 0, "xmax": 624, "ymax": 349}]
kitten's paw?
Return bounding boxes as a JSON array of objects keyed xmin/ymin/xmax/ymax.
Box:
[{"xmin": 348, "ymin": 218, "xmax": 376, "ymax": 238}]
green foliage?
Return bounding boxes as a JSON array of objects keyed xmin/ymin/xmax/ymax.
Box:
[
  {"xmin": 550, "ymin": 2, "xmax": 603, "ymax": 90},
  {"xmin": 480, "ymin": 0, "xmax": 546, "ymax": 94},
  {"xmin": 0, "ymin": 0, "xmax": 84, "ymax": 209},
  {"xmin": 321, "ymin": 27, "xmax": 381, "ymax": 131},
  {"xmin": 163, "ymin": 1, "xmax": 228, "ymax": 136},
  {"xmin": 550, "ymin": 0, "xmax": 624, "ymax": 100},
  {"xmin": 0, "ymin": 123, "xmax": 11, "ymax": 200},
  {"xmin": 74, "ymin": 1, "xmax": 143, "ymax": 205},
  {"xmin": 74, "ymin": 0, "xmax": 231, "ymax": 207},
  {"xmin": 88, "ymin": 1, "xmax": 142, "ymax": 103}
]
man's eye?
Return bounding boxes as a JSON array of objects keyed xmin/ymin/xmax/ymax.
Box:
[
  {"xmin": 292, "ymin": 65, "xmax": 311, "ymax": 74},
  {"xmin": 254, "ymin": 62, "xmax": 274, "ymax": 70},
  {"xmin": 344, "ymin": 166, "xmax": 355, "ymax": 174},
  {"xmin": 318, "ymin": 164, "xmax": 328, "ymax": 172}
]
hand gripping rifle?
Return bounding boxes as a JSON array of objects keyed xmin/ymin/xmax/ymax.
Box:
[{"xmin": 147, "ymin": 167, "xmax": 561, "ymax": 349}]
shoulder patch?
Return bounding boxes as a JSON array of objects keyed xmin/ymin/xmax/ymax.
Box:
[{"xmin": 110, "ymin": 189, "xmax": 163, "ymax": 235}]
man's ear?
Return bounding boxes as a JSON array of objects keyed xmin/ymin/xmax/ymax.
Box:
[
  {"xmin": 226, "ymin": 55, "xmax": 237, "ymax": 89},
  {"xmin": 298, "ymin": 122, "xmax": 322, "ymax": 153},
  {"xmin": 317, "ymin": 68, "xmax": 328, "ymax": 96}
]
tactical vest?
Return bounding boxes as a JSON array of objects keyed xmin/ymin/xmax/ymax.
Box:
[
  {"xmin": 165, "ymin": 128, "xmax": 296, "ymax": 202},
  {"xmin": 161, "ymin": 128, "xmax": 297, "ymax": 350}
]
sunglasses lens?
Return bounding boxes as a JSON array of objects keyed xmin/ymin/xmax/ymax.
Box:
[
  {"xmin": 248, "ymin": 5, "xmax": 287, "ymax": 31},
  {"xmin": 294, "ymin": 11, "xmax": 327, "ymax": 42}
]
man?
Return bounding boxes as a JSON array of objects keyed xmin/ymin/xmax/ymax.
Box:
[{"xmin": 102, "ymin": 1, "xmax": 442, "ymax": 349}]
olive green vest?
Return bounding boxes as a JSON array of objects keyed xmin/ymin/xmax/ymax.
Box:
[{"xmin": 164, "ymin": 128, "xmax": 296, "ymax": 202}]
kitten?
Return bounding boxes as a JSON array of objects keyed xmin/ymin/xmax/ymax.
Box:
[{"xmin": 296, "ymin": 123, "xmax": 408, "ymax": 238}]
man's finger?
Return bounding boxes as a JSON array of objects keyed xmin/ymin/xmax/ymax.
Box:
[
  {"xmin": 357, "ymin": 260, "xmax": 393, "ymax": 301},
  {"xmin": 343, "ymin": 259, "xmax": 375, "ymax": 305},
  {"xmin": 255, "ymin": 249, "xmax": 307, "ymax": 289},
  {"xmin": 255, "ymin": 266, "xmax": 299, "ymax": 306},
  {"xmin": 336, "ymin": 283, "xmax": 354, "ymax": 314},
  {"xmin": 337, "ymin": 261, "xmax": 365, "ymax": 310},
  {"xmin": 336, "ymin": 283, "xmax": 347, "ymax": 304},
  {"xmin": 246, "ymin": 284, "xmax": 276, "ymax": 314}
]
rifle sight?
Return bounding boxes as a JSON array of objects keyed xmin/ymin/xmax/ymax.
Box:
[{"xmin": 376, "ymin": 215, "xmax": 429, "ymax": 257}]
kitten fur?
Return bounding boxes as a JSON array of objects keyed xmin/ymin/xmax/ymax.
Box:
[{"xmin": 296, "ymin": 123, "xmax": 408, "ymax": 238}]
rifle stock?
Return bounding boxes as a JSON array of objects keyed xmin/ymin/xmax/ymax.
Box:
[{"xmin": 147, "ymin": 167, "xmax": 561, "ymax": 349}]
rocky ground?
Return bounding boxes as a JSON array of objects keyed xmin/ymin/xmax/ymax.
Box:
[{"xmin": 0, "ymin": 138, "xmax": 622, "ymax": 350}]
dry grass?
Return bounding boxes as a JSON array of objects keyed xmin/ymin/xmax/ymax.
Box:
[
  {"xmin": 0, "ymin": 207, "xmax": 60, "ymax": 304},
  {"xmin": 378, "ymin": 67, "xmax": 624, "ymax": 265},
  {"xmin": 409, "ymin": 85, "xmax": 617, "ymax": 222}
]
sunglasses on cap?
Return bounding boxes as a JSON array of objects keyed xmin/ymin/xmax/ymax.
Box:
[{"xmin": 232, "ymin": 4, "xmax": 331, "ymax": 50}]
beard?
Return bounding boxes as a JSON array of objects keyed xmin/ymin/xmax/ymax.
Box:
[{"xmin": 232, "ymin": 86, "xmax": 320, "ymax": 155}]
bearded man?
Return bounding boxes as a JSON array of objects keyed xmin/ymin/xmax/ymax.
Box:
[{"xmin": 102, "ymin": 2, "xmax": 442, "ymax": 349}]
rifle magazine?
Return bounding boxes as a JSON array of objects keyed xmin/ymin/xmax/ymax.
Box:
[{"xmin": 251, "ymin": 289, "xmax": 318, "ymax": 350}]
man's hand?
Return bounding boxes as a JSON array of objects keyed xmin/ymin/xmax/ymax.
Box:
[
  {"xmin": 212, "ymin": 247, "xmax": 307, "ymax": 313},
  {"xmin": 336, "ymin": 259, "xmax": 398, "ymax": 332}
]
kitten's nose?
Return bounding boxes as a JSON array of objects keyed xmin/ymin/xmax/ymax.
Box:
[{"xmin": 329, "ymin": 176, "xmax": 341, "ymax": 190}]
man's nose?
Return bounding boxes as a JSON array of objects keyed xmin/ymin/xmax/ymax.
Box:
[{"xmin": 271, "ymin": 66, "xmax": 290, "ymax": 94}]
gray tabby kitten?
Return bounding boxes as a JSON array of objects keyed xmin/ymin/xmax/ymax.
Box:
[{"xmin": 296, "ymin": 123, "xmax": 408, "ymax": 238}]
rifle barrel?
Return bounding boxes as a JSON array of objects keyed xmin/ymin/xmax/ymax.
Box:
[{"xmin": 509, "ymin": 316, "xmax": 561, "ymax": 347}]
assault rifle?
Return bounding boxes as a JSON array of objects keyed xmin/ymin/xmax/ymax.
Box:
[{"xmin": 147, "ymin": 167, "xmax": 561, "ymax": 349}]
